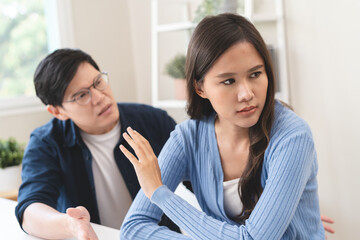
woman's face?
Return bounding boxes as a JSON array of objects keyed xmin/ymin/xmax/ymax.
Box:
[{"xmin": 197, "ymin": 41, "xmax": 268, "ymax": 129}]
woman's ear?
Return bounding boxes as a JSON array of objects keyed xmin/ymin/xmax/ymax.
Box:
[
  {"xmin": 47, "ymin": 105, "xmax": 69, "ymax": 120},
  {"xmin": 194, "ymin": 80, "xmax": 206, "ymax": 99}
]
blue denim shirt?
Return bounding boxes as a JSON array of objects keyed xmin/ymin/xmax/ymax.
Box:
[{"xmin": 15, "ymin": 103, "xmax": 176, "ymax": 228}]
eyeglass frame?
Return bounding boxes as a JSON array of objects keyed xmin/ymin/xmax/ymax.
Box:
[{"xmin": 63, "ymin": 72, "xmax": 109, "ymax": 105}]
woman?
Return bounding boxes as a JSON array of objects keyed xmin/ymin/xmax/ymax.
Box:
[{"xmin": 120, "ymin": 13, "xmax": 325, "ymax": 239}]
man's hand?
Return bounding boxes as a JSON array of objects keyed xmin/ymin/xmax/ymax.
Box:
[
  {"xmin": 66, "ymin": 206, "xmax": 99, "ymax": 240},
  {"xmin": 23, "ymin": 203, "xmax": 99, "ymax": 240}
]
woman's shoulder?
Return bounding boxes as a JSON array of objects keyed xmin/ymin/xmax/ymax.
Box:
[
  {"xmin": 265, "ymin": 101, "xmax": 317, "ymax": 167},
  {"xmin": 271, "ymin": 100, "xmax": 313, "ymax": 140},
  {"xmin": 174, "ymin": 113, "xmax": 215, "ymax": 141}
]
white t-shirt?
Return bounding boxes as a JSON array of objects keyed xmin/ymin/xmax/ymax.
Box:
[
  {"xmin": 223, "ymin": 178, "xmax": 242, "ymax": 218},
  {"xmin": 80, "ymin": 121, "xmax": 132, "ymax": 229}
]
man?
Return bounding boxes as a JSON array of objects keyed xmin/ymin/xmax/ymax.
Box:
[{"xmin": 15, "ymin": 48, "xmax": 179, "ymax": 239}]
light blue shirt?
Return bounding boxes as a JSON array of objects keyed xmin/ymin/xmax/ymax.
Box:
[{"xmin": 120, "ymin": 101, "xmax": 325, "ymax": 239}]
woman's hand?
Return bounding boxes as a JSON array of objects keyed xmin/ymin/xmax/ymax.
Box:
[
  {"xmin": 120, "ymin": 127, "xmax": 163, "ymax": 199},
  {"xmin": 321, "ymin": 215, "xmax": 335, "ymax": 238}
]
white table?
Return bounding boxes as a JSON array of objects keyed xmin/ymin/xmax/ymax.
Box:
[{"xmin": 0, "ymin": 197, "xmax": 119, "ymax": 239}]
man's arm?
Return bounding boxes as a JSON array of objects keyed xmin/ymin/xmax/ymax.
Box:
[
  {"xmin": 17, "ymin": 127, "xmax": 97, "ymax": 239},
  {"xmin": 23, "ymin": 203, "xmax": 98, "ymax": 240}
]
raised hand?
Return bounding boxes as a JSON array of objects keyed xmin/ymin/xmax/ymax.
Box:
[{"xmin": 120, "ymin": 127, "xmax": 163, "ymax": 199}]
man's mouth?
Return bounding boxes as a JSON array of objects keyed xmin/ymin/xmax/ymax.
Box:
[{"xmin": 98, "ymin": 104, "xmax": 111, "ymax": 116}]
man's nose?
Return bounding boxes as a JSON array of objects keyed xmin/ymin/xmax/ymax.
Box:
[{"xmin": 91, "ymin": 87, "xmax": 104, "ymax": 105}]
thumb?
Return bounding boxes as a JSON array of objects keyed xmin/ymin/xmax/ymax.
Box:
[{"xmin": 66, "ymin": 206, "xmax": 89, "ymax": 219}]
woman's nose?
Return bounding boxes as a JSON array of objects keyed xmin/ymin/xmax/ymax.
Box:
[{"xmin": 237, "ymin": 83, "xmax": 254, "ymax": 102}]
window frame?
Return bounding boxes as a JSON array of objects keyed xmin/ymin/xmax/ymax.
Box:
[{"xmin": 0, "ymin": 0, "xmax": 74, "ymax": 116}]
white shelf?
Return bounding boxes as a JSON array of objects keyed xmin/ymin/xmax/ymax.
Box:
[
  {"xmin": 153, "ymin": 100, "xmax": 187, "ymax": 109},
  {"xmin": 151, "ymin": 0, "xmax": 290, "ymax": 109}
]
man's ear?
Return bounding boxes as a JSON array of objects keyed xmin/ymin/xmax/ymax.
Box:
[
  {"xmin": 47, "ymin": 105, "xmax": 69, "ymax": 120},
  {"xmin": 194, "ymin": 80, "xmax": 206, "ymax": 99}
]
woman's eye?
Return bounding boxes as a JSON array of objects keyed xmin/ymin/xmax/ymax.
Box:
[
  {"xmin": 250, "ymin": 71, "xmax": 261, "ymax": 78},
  {"xmin": 222, "ymin": 78, "xmax": 235, "ymax": 85}
]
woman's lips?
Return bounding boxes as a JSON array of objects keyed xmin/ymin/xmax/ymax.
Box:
[
  {"xmin": 239, "ymin": 106, "xmax": 256, "ymax": 112},
  {"xmin": 237, "ymin": 106, "xmax": 257, "ymax": 115}
]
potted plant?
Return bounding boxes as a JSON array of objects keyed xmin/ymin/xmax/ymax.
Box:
[
  {"xmin": 0, "ymin": 137, "xmax": 24, "ymax": 192},
  {"xmin": 164, "ymin": 53, "xmax": 187, "ymax": 100},
  {"xmin": 193, "ymin": 0, "xmax": 241, "ymax": 23}
]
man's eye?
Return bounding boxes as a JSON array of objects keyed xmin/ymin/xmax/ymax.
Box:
[
  {"xmin": 222, "ymin": 78, "xmax": 235, "ymax": 85},
  {"xmin": 94, "ymin": 78, "xmax": 102, "ymax": 87},
  {"xmin": 250, "ymin": 71, "xmax": 261, "ymax": 78},
  {"xmin": 76, "ymin": 91, "xmax": 88, "ymax": 100}
]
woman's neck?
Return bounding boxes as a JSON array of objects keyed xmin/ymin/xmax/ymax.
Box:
[
  {"xmin": 215, "ymin": 115, "xmax": 250, "ymax": 181},
  {"xmin": 214, "ymin": 115, "xmax": 250, "ymax": 145}
]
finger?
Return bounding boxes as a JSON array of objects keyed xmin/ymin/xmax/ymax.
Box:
[
  {"xmin": 125, "ymin": 128, "xmax": 153, "ymax": 160},
  {"xmin": 122, "ymin": 131, "xmax": 135, "ymax": 147},
  {"xmin": 123, "ymin": 130, "xmax": 147, "ymax": 160},
  {"xmin": 67, "ymin": 208, "xmax": 84, "ymax": 219},
  {"xmin": 120, "ymin": 144, "xmax": 139, "ymax": 167},
  {"xmin": 321, "ymin": 215, "xmax": 334, "ymax": 224},
  {"xmin": 323, "ymin": 224, "xmax": 335, "ymax": 234},
  {"xmin": 127, "ymin": 127, "xmax": 147, "ymax": 145},
  {"xmin": 66, "ymin": 206, "xmax": 88, "ymax": 219},
  {"xmin": 127, "ymin": 127, "xmax": 155, "ymax": 157}
]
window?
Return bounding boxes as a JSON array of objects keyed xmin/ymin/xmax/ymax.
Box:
[
  {"xmin": 0, "ymin": 0, "xmax": 48, "ymax": 98},
  {"xmin": 0, "ymin": 0, "xmax": 74, "ymax": 116}
]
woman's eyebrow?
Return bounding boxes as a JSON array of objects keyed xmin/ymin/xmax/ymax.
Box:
[
  {"xmin": 215, "ymin": 72, "xmax": 237, "ymax": 78},
  {"xmin": 215, "ymin": 64, "xmax": 264, "ymax": 78},
  {"xmin": 248, "ymin": 64, "xmax": 264, "ymax": 73}
]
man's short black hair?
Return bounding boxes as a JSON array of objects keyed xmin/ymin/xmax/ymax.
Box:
[{"xmin": 34, "ymin": 48, "xmax": 100, "ymax": 106}]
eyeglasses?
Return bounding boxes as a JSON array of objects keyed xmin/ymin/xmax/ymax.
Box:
[{"xmin": 64, "ymin": 72, "xmax": 109, "ymax": 105}]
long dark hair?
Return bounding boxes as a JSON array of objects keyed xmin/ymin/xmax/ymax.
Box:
[{"xmin": 186, "ymin": 13, "xmax": 275, "ymax": 222}]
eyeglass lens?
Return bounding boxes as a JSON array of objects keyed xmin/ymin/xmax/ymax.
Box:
[{"xmin": 74, "ymin": 73, "xmax": 108, "ymax": 105}]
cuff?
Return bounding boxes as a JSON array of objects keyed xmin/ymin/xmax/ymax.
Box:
[{"xmin": 150, "ymin": 185, "xmax": 174, "ymax": 207}]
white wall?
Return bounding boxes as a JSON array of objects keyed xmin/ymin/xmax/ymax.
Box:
[
  {"xmin": 0, "ymin": 111, "xmax": 51, "ymax": 143},
  {"xmin": 285, "ymin": 1, "xmax": 360, "ymax": 239},
  {"xmin": 70, "ymin": 0, "xmax": 136, "ymax": 103}
]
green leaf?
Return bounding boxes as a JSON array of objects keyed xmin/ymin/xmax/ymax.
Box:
[
  {"xmin": 0, "ymin": 137, "xmax": 24, "ymax": 168},
  {"xmin": 164, "ymin": 54, "xmax": 186, "ymax": 79}
]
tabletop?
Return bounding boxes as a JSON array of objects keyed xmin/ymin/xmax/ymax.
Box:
[{"xmin": 0, "ymin": 197, "xmax": 119, "ymax": 239}]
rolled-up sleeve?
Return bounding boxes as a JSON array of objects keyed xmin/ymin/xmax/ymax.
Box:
[{"xmin": 15, "ymin": 133, "xmax": 62, "ymax": 228}]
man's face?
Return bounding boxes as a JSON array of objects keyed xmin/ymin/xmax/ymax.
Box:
[{"xmin": 52, "ymin": 62, "xmax": 119, "ymax": 134}]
